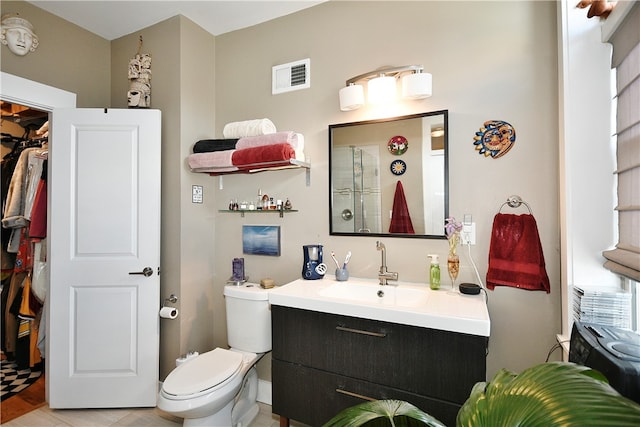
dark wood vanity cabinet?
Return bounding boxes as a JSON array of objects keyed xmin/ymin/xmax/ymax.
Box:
[{"xmin": 271, "ymin": 305, "xmax": 488, "ymax": 427}]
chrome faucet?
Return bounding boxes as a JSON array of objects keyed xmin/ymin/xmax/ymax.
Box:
[{"xmin": 376, "ymin": 241, "xmax": 398, "ymax": 286}]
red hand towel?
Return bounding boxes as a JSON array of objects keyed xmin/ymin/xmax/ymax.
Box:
[
  {"xmin": 486, "ymin": 213, "xmax": 550, "ymax": 293},
  {"xmin": 389, "ymin": 181, "xmax": 415, "ymax": 234}
]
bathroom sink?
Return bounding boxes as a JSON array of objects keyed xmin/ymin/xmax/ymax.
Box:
[
  {"xmin": 268, "ymin": 276, "xmax": 490, "ymax": 336},
  {"xmin": 318, "ymin": 281, "xmax": 428, "ymax": 308}
]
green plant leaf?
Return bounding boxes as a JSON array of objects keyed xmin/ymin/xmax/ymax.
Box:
[
  {"xmin": 456, "ymin": 362, "xmax": 640, "ymax": 426},
  {"xmin": 323, "ymin": 399, "xmax": 446, "ymax": 427}
]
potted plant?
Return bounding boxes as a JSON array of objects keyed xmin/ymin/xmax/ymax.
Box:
[
  {"xmin": 323, "ymin": 362, "xmax": 640, "ymax": 426},
  {"xmin": 322, "ymin": 399, "xmax": 445, "ymax": 427}
]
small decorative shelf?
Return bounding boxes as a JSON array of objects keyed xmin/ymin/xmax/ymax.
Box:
[{"xmin": 219, "ymin": 209, "xmax": 298, "ymax": 218}]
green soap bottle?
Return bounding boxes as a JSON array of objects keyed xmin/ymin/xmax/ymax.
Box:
[{"xmin": 428, "ymin": 254, "xmax": 440, "ymax": 290}]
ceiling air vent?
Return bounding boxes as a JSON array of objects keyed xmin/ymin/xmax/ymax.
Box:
[{"xmin": 272, "ymin": 58, "xmax": 310, "ymax": 95}]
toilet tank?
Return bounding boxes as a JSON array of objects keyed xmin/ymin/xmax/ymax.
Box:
[{"xmin": 223, "ymin": 283, "xmax": 272, "ymax": 353}]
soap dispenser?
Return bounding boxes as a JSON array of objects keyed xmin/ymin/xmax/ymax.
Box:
[{"xmin": 428, "ymin": 254, "xmax": 440, "ymax": 290}]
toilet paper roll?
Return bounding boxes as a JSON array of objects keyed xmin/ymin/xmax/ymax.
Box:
[{"xmin": 159, "ymin": 306, "xmax": 178, "ymax": 319}]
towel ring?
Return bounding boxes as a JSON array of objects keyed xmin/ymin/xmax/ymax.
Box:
[{"xmin": 499, "ymin": 195, "xmax": 532, "ymax": 214}]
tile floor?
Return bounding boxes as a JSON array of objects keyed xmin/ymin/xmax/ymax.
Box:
[{"xmin": 1, "ymin": 402, "xmax": 304, "ymax": 427}]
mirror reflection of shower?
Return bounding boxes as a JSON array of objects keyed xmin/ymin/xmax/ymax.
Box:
[{"xmin": 332, "ymin": 145, "xmax": 382, "ymax": 233}]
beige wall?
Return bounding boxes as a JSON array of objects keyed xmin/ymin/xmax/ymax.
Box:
[
  {"xmin": 2, "ymin": 0, "xmax": 561, "ymax": 386},
  {"xmin": 110, "ymin": 16, "xmax": 217, "ymax": 379},
  {"xmin": 175, "ymin": 17, "xmax": 217, "ymax": 377},
  {"xmin": 0, "ymin": 1, "xmax": 110, "ymax": 108},
  {"xmin": 213, "ymin": 0, "xmax": 560, "ymax": 380}
]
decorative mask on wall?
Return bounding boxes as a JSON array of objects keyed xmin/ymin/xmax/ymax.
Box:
[
  {"xmin": 1, "ymin": 14, "xmax": 39, "ymax": 56},
  {"xmin": 128, "ymin": 36, "xmax": 151, "ymax": 108},
  {"xmin": 473, "ymin": 120, "xmax": 516, "ymax": 158}
]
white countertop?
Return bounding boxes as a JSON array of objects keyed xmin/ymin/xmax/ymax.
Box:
[{"xmin": 268, "ymin": 276, "xmax": 490, "ymax": 337}]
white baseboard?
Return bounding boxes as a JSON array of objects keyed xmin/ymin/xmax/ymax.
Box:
[{"xmin": 257, "ymin": 379, "xmax": 272, "ymax": 405}]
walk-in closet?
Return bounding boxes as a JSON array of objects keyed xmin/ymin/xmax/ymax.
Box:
[{"xmin": 1, "ymin": 101, "xmax": 48, "ymax": 420}]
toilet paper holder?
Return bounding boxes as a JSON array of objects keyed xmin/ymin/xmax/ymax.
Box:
[{"xmin": 160, "ymin": 294, "xmax": 179, "ymax": 320}]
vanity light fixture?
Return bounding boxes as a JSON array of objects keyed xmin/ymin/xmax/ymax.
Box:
[
  {"xmin": 431, "ymin": 127, "xmax": 445, "ymax": 138},
  {"xmin": 367, "ymin": 74, "xmax": 396, "ymax": 104},
  {"xmin": 339, "ymin": 65, "xmax": 432, "ymax": 111}
]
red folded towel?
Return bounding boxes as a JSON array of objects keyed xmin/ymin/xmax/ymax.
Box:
[
  {"xmin": 486, "ymin": 213, "xmax": 550, "ymax": 293},
  {"xmin": 388, "ymin": 181, "xmax": 415, "ymax": 234},
  {"xmin": 232, "ymin": 143, "xmax": 296, "ymax": 169}
]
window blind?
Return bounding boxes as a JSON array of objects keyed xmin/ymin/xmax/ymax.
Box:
[{"xmin": 602, "ymin": 3, "xmax": 640, "ymax": 281}]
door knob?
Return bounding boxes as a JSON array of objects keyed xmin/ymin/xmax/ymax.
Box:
[{"xmin": 129, "ymin": 267, "xmax": 153, "ymax": 277}]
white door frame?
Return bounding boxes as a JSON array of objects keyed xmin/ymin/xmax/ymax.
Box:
[
  {"xmin": 1, "ymin": 72, "xmax": 76, "ymax": 402},
  {"xmin": 0, "ymin": 72, "xmax": 76, "ymax": 111}
]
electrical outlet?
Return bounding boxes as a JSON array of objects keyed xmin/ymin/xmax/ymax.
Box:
[{"xmin": 462, "ymin": 222, "xmax": 476, "ymax": 245}]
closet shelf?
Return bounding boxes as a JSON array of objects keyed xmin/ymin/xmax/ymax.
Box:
[{"xmin": 219, "ymin": 209, "xmax": 298, "ymax": 218}]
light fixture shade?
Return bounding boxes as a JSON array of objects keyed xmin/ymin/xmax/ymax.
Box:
[
  {"xmin": 431, "ymin": 128, "xmax": 445, "ymax": 138},
  {"xmin": 339, "ymin": 84, "xmax": 365, "ymax": 111},
  {"xmin": 402, "ymin": 72, "xmax": 432, "ymax": 99},
  {"xmin": 368, "ymin": 75, "xmax": 396, "ymax": 104}
]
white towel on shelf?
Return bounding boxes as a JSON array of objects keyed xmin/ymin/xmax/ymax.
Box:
[{"xmin": 223, "ymin": 118, "xmax": 276, "ymax": 138}]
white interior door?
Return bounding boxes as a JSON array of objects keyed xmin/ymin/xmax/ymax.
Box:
[{"xmin": 47, "ymin": 108, "xmax": 161, "ymax": 408}]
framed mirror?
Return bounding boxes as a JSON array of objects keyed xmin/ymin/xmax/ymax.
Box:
[{"xmin": 329, "ymin": 110, "xmax": 448, "ymax": 239}]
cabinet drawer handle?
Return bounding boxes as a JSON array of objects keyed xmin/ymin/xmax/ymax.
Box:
[
  {"xmin": 336, "ymin": 326, "xmax": 386, "ymax": 338},
  {"xmin": 335, "ymin": 388, "xmax": 376, "ymax": 402}
]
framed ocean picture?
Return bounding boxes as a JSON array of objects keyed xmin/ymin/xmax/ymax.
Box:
[{"xmin": 242, "ymin": 225, "xmax": 281, "ymax": 256}]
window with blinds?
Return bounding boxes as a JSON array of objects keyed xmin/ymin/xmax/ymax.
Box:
[{"xmin": 602, "ymin": 4, "xmax": 640, "ymax": 282}]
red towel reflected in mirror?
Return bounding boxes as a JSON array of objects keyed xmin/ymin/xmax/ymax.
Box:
[{"xmin": 389, "ymin": 181, "xmax": 415, "ymax": 234}]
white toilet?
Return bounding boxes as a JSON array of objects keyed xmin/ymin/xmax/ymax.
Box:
[{"xmin": 157, "ymin": 283, "xmax": 272, "ymax": 427}]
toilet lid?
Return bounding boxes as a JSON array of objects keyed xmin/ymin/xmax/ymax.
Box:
[{"xmin": 163, "ymin": 348, "xmax": 243, "ymax": 396}]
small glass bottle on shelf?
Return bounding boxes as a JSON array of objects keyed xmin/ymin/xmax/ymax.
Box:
[{"xmin": 256, "ymin": 189, "xmax": 263, "ymax": 210}]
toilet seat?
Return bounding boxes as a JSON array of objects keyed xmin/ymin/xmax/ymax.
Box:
[{"xmin": 162, "ymin": 348, "xmax": 243, "ymax": 398}]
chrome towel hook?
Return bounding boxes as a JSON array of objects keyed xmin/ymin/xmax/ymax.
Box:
[{"xmin": 165, "ymin": 294, "xmax": 178, "ymax": 304}]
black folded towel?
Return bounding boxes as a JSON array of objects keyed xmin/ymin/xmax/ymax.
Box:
[{"xmin": 193, "ymin": 139, "xmax": 238, "ymax": 153}]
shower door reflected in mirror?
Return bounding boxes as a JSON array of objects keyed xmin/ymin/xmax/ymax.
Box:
[
  {"xmin": 332, "ymin": 145, "xmax": 382, "ymax": 233},
  {"xmin": 329, "ymin": 110, "xmax": 448, "ymax": 239}
]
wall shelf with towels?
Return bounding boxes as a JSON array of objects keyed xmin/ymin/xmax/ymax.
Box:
[
  {"xmin": 219, "ymin": 209, "xmax": 298, "ymax": 218},
  {"xmin": 197, "ymin": 159, "xmax": 311, "ymax": 188}
]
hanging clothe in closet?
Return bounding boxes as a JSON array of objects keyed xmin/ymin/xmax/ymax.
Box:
[
  {"xmin": 3, "ymin": 144, "xmax": 46, "ymax": 252},
  {"xmin": 1, "ymin": 135, "xmax": 47, "ymax": 368}
]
